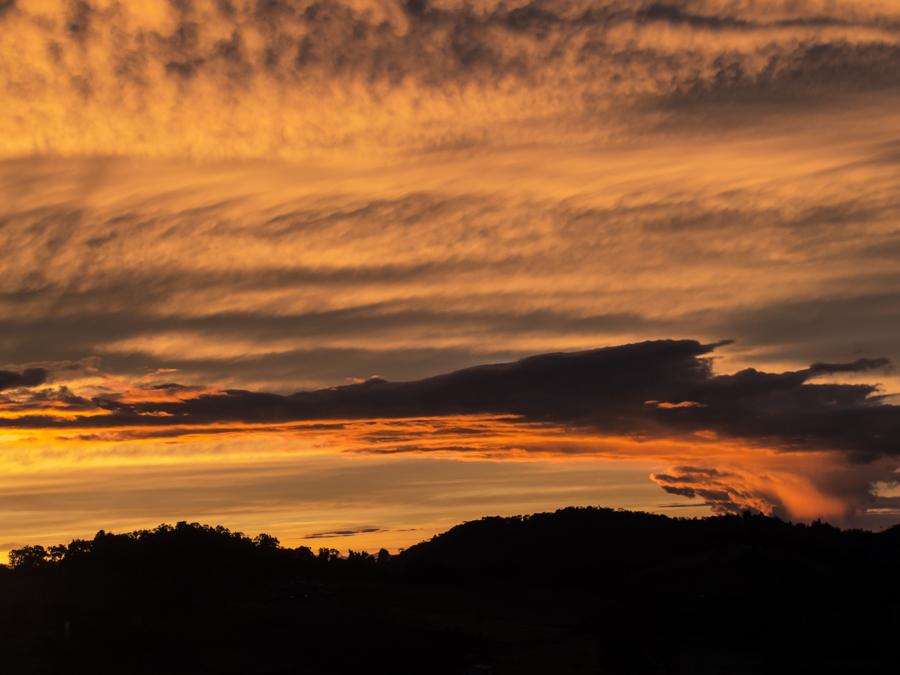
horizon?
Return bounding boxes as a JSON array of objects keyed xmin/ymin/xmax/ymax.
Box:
[{"xmin": 10, "ymin": 502, "xmax": 900, "ymax": 569}]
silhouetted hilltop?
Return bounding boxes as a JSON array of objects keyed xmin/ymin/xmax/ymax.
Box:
[
  {"xmin": 3, "ymin": 508, "xmax": 899, "ymax": 674},
  {"xmin": 400, "ymin": 506, "xmax": 899, "ymax": 578}
]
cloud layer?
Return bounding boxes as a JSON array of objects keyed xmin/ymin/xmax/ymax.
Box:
[
  {"xmin": 5, "ymin": 340, "xmax": 896, "ymax": 457},
  {"xmin": 4, "ymin": 0, "xmax": 900, "ymax": 156},
  {"xmin": 2, "ymin": 340, "xmax": 898, "ymax": 525},
  {"xmin": 3, "ymin": 1, "xmax": 900, "ymax": 552}
]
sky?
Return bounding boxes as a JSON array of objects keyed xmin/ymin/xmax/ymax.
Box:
[{"xmin": 2, "ymin": 0, "xmax": 900, "ymax": 558}]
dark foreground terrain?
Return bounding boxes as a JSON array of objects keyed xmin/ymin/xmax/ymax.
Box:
[{"xmin": 2, "ymin": 507, "xmax": 899, "ymax": 674}]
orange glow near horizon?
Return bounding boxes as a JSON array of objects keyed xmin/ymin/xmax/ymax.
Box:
[{"xmin": 0, "ymin": 407, "xmax": 885, "ymax": 562}]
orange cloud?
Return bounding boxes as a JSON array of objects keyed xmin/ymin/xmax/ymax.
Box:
[{"xmin": 3, "ymin": 0, "xmax": 900, "ymax": 158}]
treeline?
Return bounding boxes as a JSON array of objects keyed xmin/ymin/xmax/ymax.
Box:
[
  {"xmin": 3, "ymin": 508, "xmax": 900, "ymax": 674},
  {"xmin": 11, "ymin": 507, "xmax": 898, "ymax": 579},
  {"xmin": 6, "ymin": 521, "xmax": 391, "ymax": 573}
]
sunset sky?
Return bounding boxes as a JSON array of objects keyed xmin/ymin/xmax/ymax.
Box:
[{"xmin": 2, "ymin": 0, "xmax": 900, "ymax": 559}]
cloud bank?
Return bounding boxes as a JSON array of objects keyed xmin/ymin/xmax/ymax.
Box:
[
  {"xmin": 2, "ymin": 340, "xmax": 898, "ymax": 522},
  {"xmin": 6, "ymin": 340, "xmax": 895, "ymax": 457}
]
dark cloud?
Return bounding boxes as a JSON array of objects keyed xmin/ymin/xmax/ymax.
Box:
[
  {"xmin": 810, "ymin": 358, "xmax": 892, "ymax": 375},
  {"xmin": 0, "ymin": 367, "xmax": 48, "ymax": 391},
  {"xmin": 146, "ymin": 382, "xmax": 200, "ymax": 392},
  {"xmin": 652, "ymin": 466, "xmax": 760, "ymax": 515},
  {"xmin": 4, "ymin": 339, "xmax": 897, "ymax": 464},
  {"xmin": 3, "ymin": 385, "xmax": 93, "ymax": 410},
  {"xmin": 303, "ymin": 526, "xmax": 383, "ymax": 540}
]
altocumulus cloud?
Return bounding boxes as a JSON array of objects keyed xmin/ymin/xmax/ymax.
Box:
[{"xmin": 4, "ymin": 0, "xmax": 900, "ymax": 156}]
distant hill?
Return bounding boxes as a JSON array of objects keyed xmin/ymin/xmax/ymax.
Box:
[
  {"xmin": 401, "ymin": 506, "xmax": 900, "ymax": 576},
  {"xmin": 3, "ymin": 507, "xmax": 899, "ymax": 674}
]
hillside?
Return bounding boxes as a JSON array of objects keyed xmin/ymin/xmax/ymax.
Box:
[{"xmin": 3, "ymin": 507, "xmax": 899, "ymax": 674}]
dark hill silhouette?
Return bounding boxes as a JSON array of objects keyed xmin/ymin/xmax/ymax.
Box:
[{"xmin": 2, "ymin": 508, "xmax": 899, "ymax": 674}]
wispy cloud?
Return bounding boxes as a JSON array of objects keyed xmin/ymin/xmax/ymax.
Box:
[
  {"xmin": 4, "ymin": 1, "xmax": 900, "ymax": 156},
  {"xmin": 303, "ymin": 526, "xmax": 383, "ymax": 540}
]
